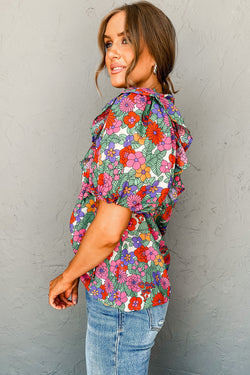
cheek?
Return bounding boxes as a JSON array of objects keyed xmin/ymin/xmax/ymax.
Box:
[{"xmin": 126, "ymin": 50, "xmax": 135, "ymax": 64}]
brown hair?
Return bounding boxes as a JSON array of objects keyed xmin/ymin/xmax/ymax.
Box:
[{"xmin": 95, "ymin": 1, "xmax": 177, "ymax": 94}]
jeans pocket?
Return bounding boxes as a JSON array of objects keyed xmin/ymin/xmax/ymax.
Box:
[{"xmin": 147, "ymin": 301, "xmax": 169, "ymax": 332}]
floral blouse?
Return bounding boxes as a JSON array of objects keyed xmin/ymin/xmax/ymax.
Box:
[{"xmin": 69, "ymin": 87, "xmax": 192, "ymax": 312}]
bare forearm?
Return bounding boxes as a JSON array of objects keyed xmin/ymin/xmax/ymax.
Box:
[
  {"xmin": 63, "ymin": 219, "xmax": 119, "ymax": 283},
  {"xmin": 63, "ymin": 201, "xmax": 131, "ymax": 283}
]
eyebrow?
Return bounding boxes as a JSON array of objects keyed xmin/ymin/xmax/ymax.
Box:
[{"xmin": 103, "ymin": 31, "xmax": 126, "ymax": 39}]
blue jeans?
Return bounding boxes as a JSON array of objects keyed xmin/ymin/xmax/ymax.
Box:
[{"xmin": 85, "ymin": 289, "xmax": 169, "ymax": 375}]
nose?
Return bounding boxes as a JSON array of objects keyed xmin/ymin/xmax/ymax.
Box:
[{"xmin": 107, "ymin": 42, "xmax": 121, "ymax": 59}]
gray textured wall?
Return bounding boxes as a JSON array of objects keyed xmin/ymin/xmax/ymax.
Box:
[{"xmin": 0, "ymin": 1, "xmax": 249, "ymax": 374}]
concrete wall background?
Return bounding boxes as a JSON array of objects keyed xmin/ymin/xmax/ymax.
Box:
[{"xmin": 0, "ymin": 0, "xmax": 249, "ymax": 374}]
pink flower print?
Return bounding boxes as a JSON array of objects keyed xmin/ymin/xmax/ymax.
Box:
[
  {"xmin": 105, "ymin": 279, "xmax": 114, "ymax": 293},
  {"xmin": 115, "ymin": 291, "xmax": 128, "ymax": 306},
  {"xmin": 120, "ymin": 97, "xmax": 134, "ymax": 112},
  {"xmin": 98, "ymin": 184, "xmax": 108, "ymax": 197},
  {"xmin": 177, "ymin": 123, "xmax": 185, "ymax": 137},
  {"xmin": 157, "ymin": 135, "xmax": 172, "ymax": 151},
  {"xmin": 160, "ymin": 160, "xmax": 172, "ymax": 173},
  {"xmin": 114, "ymin": 168, "xmax": 120, "ymax": 181},
  {"xmin": 78, "ymin": 191, "xmax": 84, "ymax": 200},
  {"xmin": 159, "ymin": 240, "xmax": 165, "ymax": 248},
  {"xmin": 81, "ymin": 182, "xmax": 90, "ymax": 193},
  {"xmin": 163, "ymin": 112, "xmax": 170, "ymax": 127},
  {"xmin": 95, "ymin": 262, "xmax": 109, "ymax": 279},
  {"xmin": 145, "ymin": 247, "xmax": 158, "ymax": 261},
  {"xmin": 151, "ymin": 229, "xmax": 159, "ymax": 240},
  {"xmin": 110, "ymin": 260, "xmax": 121, "ymax": 274},
  {"xmin": 117, "ymin": 269, "xmax": 127, "ymax": 284},
  {"xmin": 126, "ymin": 274, "xmax": 142, "ymax": 292},
  {"xmin": 176, "ymin": 147, "xmax": 188, "ymax": 165},
  {"xmin": 106, "ymin": 118, "xmax": 122, "ymax": 135},
  {"xmin": 73, "ymin": 228, "xmax": 86, "ymax": 243},
  {"xmin": 121, "ymin": 230, "xmax": 128, "ymax": 241},
  {"xmin": 126, "ymin": 151, "xmax": 145, "ymax": 170},
  {"xmin": 160, "ymin": 97, "xmax": 170, "ymax": 110},
  {"xmin": 127, "ymin": 194, "xmax": 143, "ymax": 211},
  {"xmin": 160, "ymin": 277, "xmax": 170, "ymax": 290},
  {"xmin": 97, "ymin": 173, "xmax": 113, "ymax": 196},
  {"xmin": 134, "ymin": 94, "xmax": 147, "ymax": 111}
]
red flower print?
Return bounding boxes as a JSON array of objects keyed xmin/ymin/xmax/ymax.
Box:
[
  {"xmin": 105, "ymin": 110, "xmax": 116, "ymax": 131},
  {"xmin": 83, "ymin": 277, "xmax": 91, "ymax": 290},
  {"xmin": 70, "ymin": 211, "xmax": 75, "ymax": 224},
  {"xmin": 162, "ymin": 205, "xmax": 172, "ymax": 221},
  {"xmin": 134, "ymin": 245, "xmax": 148, "ymax": 263},
  {"xmin": 128, "ymin": 217, "xmax": 137, "ymax": 231},
  {"xmin": 169, "ymin": 154, "xmax": 176, "ymax": 167},
  {"xmin": 137, "ymin": 213, "xmax": 145, "ymax": 224},
  {"xmin": 128, "ymin": 296, "xmax": 142, "ymax": 311},
  {"xmin": 158, "ymin": 188, "xmax": 169, "ymax": 205},
  {"xmin": 93, "ymin": 145, "xmax": 101, "ymax": 163},
  {"xmin": 146, "ymin": 120, "xmax": 164, "ymax": 144},
  {"xmin": 137, "ymin": 186, "xmax": 147, "ymax": 200},
  {"xmin": 119, "ymin": 145, "xmax": 135, "ymax": 167},
  {"xmin": 152, "ymin": 292, "xmax": 165, "ymax": 306},
  {"xmin": 100, "ymin": 285, "xmax": 108, "ymax": 300},
  {"xmin": 84, "ymin": 169, "xmax": 90, "ymax": 179},
  {"xmin": 164, "ymin": 253, "xmax": 170, "ymax": 265},
  {"xmin": 124, "ymin": 111, "xmax": 140, "ymax": 129},
  {"xmin": 162, "ymin": 269, "xmax": 168, "ymax": 278},
  {"xmin": 120, "ymin": 263, "xmax": 128, "ymax": 272}
]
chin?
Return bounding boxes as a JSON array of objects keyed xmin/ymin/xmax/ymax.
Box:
[{"xmin": 110, "ymin": 80, "xmax": 126, "ymax": 89}]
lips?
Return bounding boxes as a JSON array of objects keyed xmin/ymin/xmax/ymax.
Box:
[{"xmin": 110, "ymin": 64, "xmax": 126, "ymax": 74}]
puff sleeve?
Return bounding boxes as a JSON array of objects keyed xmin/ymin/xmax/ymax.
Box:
[{"xmin": 90, "ymin": 92, "xmax": 177, "ymax": 213}]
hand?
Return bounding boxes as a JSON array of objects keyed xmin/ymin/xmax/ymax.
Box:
[{"xmin": 49, "ymin": 274, "xmax": 79, "ymax": 310}]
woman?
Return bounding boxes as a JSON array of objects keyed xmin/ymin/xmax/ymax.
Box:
[{"xmin": 49, "ymin": 2, "xmax": 192, "ymax": 374}]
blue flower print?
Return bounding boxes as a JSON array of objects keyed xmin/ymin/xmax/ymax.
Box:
[
  {"xmin": 104, "ymin": 142, "xmax": 119, "ymax": 163},
  {"xmin": 120, "ymin": 181, "xmax": 137, "ymax": 197},
  {"xmin": 90, "ymin": 285, "xmax": 103, "ymax": 299},
  {"xmin": 124, "ymin": 135, "xmax": 134, "ymax": 147},
  {"xmin": 132, "ymin": 236, "xmax": 143, "ymax": 248},
  {"xmin": 121, "ymin": 248, "xmax": 135, "ymax": 265},
  {"xmin": 152, "ymin": 103, "xmax": 164, "ymax": 118},
  {"xmin": 153, "ymin": 271, "xmax": 161, "ymax": 286},
  {"xmin": 75, "ymin": 208, "xmax": 84, "ymax": 223},
  {"xmin": 145, "ymin": 181, "xmax": 162, "ymax": 198}
]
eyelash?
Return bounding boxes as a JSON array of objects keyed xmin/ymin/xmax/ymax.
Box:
[{"xmin": 104, "ymin": 37, "xmax": 130, "ymax": 50}]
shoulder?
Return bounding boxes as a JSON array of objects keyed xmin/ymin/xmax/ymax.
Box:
[{"xmin": 101, "ymin": 87, "xmax": 175, "ymax": 116}]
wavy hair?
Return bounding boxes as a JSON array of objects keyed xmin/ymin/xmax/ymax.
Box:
[{"xmin": 95, "ymin": 1, "xmax": 177, "ymax": 94}]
